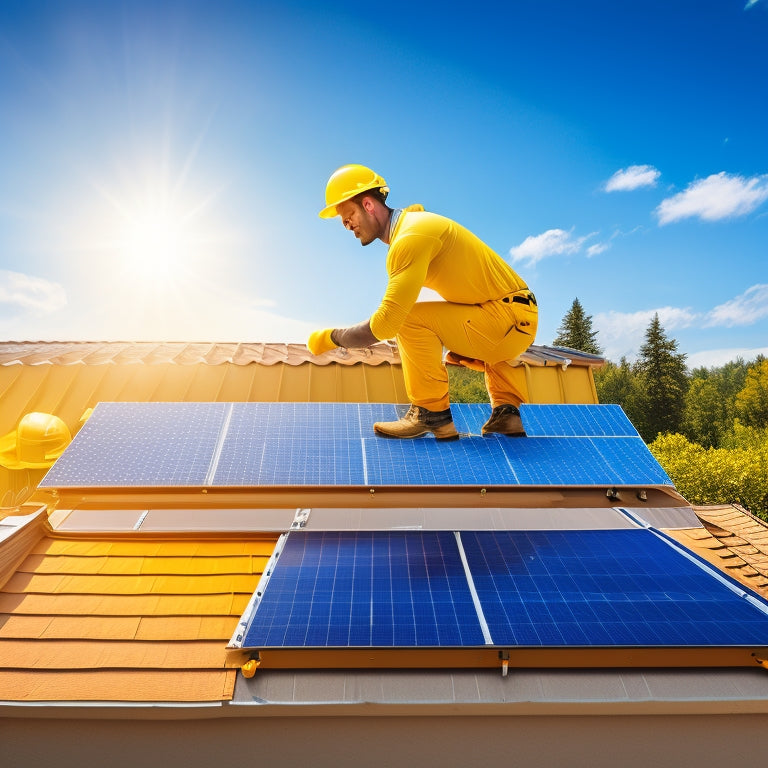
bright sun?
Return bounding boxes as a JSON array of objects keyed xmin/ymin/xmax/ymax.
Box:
[{"xmin": 120, "ymin": 203, "xmax": 188, "ymax": 282}]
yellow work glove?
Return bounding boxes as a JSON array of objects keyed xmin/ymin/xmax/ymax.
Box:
[
  {"xmin": 445, "ymin": 351, "xmax": 485, "ymax": 372},
  {"xmin": 307, "ymin": 328, "xmax": 337, "ymax": 356}
]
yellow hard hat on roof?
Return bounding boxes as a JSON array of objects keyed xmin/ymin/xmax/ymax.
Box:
[
  {"xmin": 319, "ymin": 164, "xmax": 389, "ymax": 219},
  {"xmin": 0, "ymin": 412, "xmax": 72, "ymax": 470}
]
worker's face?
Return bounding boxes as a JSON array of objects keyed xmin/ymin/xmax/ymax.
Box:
[{"xmin": 337, "ymin": 198, "xmax": 379, "ymax": 246}]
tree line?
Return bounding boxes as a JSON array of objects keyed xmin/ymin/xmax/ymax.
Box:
[
  {"xmin": 556, "ymin": 298, "xmax": 768, "ymax": 517},
  {"xmin": 448, "ymin": 297, "xmax": 768, "ymax": 518}
]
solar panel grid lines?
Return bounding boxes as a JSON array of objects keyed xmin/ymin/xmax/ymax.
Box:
[
  {"xmin": 238, "ymin": 529, "xmax": 768, "ymax": 654},
  {"xmin": 589, "ymin": 437, "xmax": 672, "ymax": 487},
  {"xmin": 240, "ymin": 531, "xmax": 487, "ymax": 649},
  {"xmin": 40, "ymin": 401, "xmax": 229, "ymax": 488},
  {"xmin": 460, "ymin": 529, "xmax": 768, "ymax": 648},
  {"xmin": 519, "ymin": 403, "xmax": 639, "ymax": 438},
  {"xmin": 40, "ymin": 401, "xmax": 673, "ymax": 490},
  {"xmin": 361, "ymin": 434, "xmax": 518, "ymax": 486}
]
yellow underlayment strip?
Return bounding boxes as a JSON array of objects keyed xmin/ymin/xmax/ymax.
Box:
[
  {"xmin": 3, "ymin": 572, "xmax": 260, "ymax": 594},
  {"xmin": 0, "ymin": 669, "xmax": 237, "ymax": 702},
  {"xmin": 32, "ymin": 539, "xmax": 277, "ymax": 557},
  {"xmin": 0, "ymin": 614, "xmax": 236, "ymax": 641},
  {"xmin": 0, "ymin": 592, "xmax": 252, "ymax": 615},
  {"xmin": 0, "ymin": 639, "xmax": 238, "ymax": 669},
  {"xmin": 18, "ymin": 553, "xmax": 269, "ymax": 575}
]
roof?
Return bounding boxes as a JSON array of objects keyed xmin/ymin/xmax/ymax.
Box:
[
  {"xmin": 2, "ymin": 340, "xmax": 768, "ymax": 724},
  {"xmin": 669, "ymin": 504, "xmax": 768, "ymax": 598},
  {"xmin": 0, "ymin": 340, "xmax": 604, "ymax": 368}
]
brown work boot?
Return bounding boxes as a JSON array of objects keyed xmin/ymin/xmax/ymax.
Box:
[
  {"xmin": 482, "ymin": 404, "xmax": 526, "ymax": 437},
  {"xmin": 373, "ymin": 405, "xmax": 459, "ymax": 440}
]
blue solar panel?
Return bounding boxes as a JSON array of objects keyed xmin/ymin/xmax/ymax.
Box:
[
  {"xmin": 461, "ymin": 529, "xmax": 768, "ymax": 647},
  {"xmin": 241, "ymin": 531, "xmax": 486, "ymax": 648},
  {"xmin": 518, "ymin": 404, "xmax": 639, "ymax": 437},
  {"xmin": 215, "ymin": 438, "xmax": 364, "ymax": 486},
  {"xmin": 239, "ymin": 529, "xmax": 768, "ymax": 651},
  {"xmin": 361, "ymin": 435, "xmax": 515, "ymax": 486},
  {"xmin": 41, "ymin": 402, "xmax": 673, "ymax": 489},
  {"xmin": 40, "ymin": 402, "xmax": 229, "ymax": 487},
  {"xmin": 500, "ymin": 437, "xmax": 672, "ymax": 487},
  {"xmin": 451, "ymin": 403, "xmax": 638, "ymax": 437}
]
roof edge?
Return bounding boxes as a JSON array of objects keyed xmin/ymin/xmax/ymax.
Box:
[{"xmin": 0, "ymin": 341, "xmax": 605, "ymax": 368}]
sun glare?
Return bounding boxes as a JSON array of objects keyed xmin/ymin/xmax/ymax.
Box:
[
  {"xmin": 120, "ymin": 203, "xmax": 189, "ymax": 282},
  {"xmin": 66, "ymin": 152, "xmax": 243, "ymax": 339}
]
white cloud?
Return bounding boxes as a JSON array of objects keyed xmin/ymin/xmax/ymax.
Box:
[
  {"xmin": 705, "ymin": 284, "xmax": 768, "ymax": 327},
  {"xmin": 687, "ymin": 346, "xmax": 768, "ymax": 369},
  {"xmin": 586, "ymin": 242, "xmax": 610, "ymax": 257},
  {"xmin": 745, "ymin": 0, "xmax": 760, "ymax": 10},
  {"xmin": 588, "ymin": 286, "xmax": 768, "ymax": 362},
  {"xmin": 0, "ymin": 270, "xmax": 67, "ymax": 314},
  {"xmin": 509, "ymin": 228, "xmax": 594, "ymax": 267},
  {"xmin": 604, "ymin": 165, "xmax": 660, "ymax": 192},
  {"xmin": 594, "ymin": 306, "xmax": 698, "ymax": 361},
  {"xmin": 656, "ymin": 172, "xmax": 768, "ymax": 224}
]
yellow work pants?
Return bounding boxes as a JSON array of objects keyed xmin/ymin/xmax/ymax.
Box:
[{"xmin": 396, "ymin": 292, "xmax": 538, "ymax": 412}]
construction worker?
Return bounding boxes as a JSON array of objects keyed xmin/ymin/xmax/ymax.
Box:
[{"xmin": 308, "ymin": 164, "xmax": 538, "ymax": 440}]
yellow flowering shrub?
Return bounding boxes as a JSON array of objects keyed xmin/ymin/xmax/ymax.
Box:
[{"xmin": 650, "ymin": 432, "xmax": 768, "ymax": 519}]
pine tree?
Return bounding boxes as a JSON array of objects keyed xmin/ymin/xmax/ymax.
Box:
[
  {"xmin": 633, "ymin": 313, "xmax": 688, "ymax": 440},
  {"xmin": 553, "ymin": 298, "xmax": 601, "ymax": 354}
]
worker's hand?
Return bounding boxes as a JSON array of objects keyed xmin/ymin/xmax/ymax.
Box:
[
  {"xmin": 445, "ymin": 351, "xmax": 485, "ymax": 372},
  {"xmin": 307, "ymin": 328, "xmax": 338, "ymax": 356}
]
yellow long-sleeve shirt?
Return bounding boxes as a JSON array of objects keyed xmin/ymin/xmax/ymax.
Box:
[{"xmin": 369, "ymin": 206, "xmax": 528, "ymax": 341}]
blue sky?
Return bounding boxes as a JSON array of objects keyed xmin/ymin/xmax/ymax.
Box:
[{"xmin": 1, "ymin": 0, "xmax": 766, "ymax": 368}]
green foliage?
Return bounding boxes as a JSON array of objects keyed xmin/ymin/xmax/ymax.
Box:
[
  {"xmin": 447, "ymin": 365, "xmax": 489, "ymax": 403},
  {"xmin": 682, "ymin": 377, "xmax": 725, "ymax": 448},
  {"xmin": 735, "ymin": 358, "xmax": 768, "ymax": 428},
  {"xmin": 553, "ymin": 297, "xmax": 602, "ymax": 354},
  {"xmin": 650, "ymin": 432, "xmax": 768, "ymax": 520},
  {"xmin": 594, "ymin": 357, "xmax": 643, "ymax": 425},
  {"xmin": 683, "ymin": 359, "xmax": 751, "ymax": 447}
]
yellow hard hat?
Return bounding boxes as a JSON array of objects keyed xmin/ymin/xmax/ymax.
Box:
[
  {"xmin": 319, "ymin": 164, "xmax": 389, "ymax": 219},
  {"xmin": 0, "ymin": 412, "xmax": 72, "ymax": 470}
]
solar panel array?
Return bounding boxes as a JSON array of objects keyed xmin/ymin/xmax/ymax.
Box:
[
  {"xmin": 36, "ymin": 401, "xmax": 768, "ymax": 664},
  {"xmin": 239, "ymin": 529, "xmax": 768, "ymax": 651},
  {"xmin": 40, "ymin": 402, "xmax": 672, "ymax": 489}
]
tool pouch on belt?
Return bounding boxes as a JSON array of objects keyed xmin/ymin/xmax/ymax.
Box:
[{"xmin": 502, "ymin": 290, "xmax": 538, "ymax": 338}]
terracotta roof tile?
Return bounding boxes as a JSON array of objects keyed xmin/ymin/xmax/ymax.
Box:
[
  {"xmin": 0, "ymin": 340, "xmax": 604, "ymax": 368},
  {"xmin": 668, "ymin": 504, "xmax": 768, "ymax": 598}
]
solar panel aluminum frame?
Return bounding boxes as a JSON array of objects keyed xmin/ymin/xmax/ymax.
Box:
[
  {"xmin": 230, "ymin": 532, "xmax": 289, "ymax": 648},
  {"xmin": 232, "ymin": 645, "xmax": 768, "ymax": 672}
]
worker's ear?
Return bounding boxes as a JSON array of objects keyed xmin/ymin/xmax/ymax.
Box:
[{"xmin": 361, "ymin": 196, "xmax": 376, "ymax": 214}]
